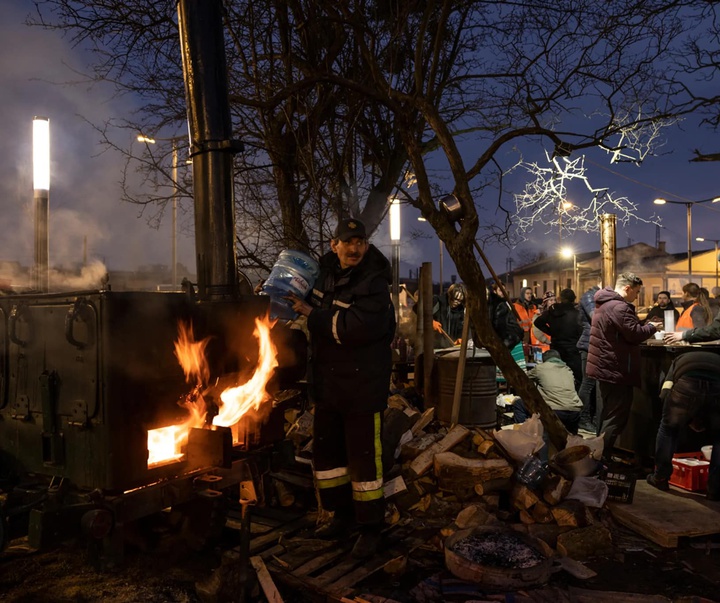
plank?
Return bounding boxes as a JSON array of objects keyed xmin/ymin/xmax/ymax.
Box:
[
  {"xmin": 607, "ymin": 481, "xmax": 720, "ymax": 547},
  {"xmin": 248, "ymin": 515, "xmax": 316, "ymax": 555},
  {"xmin": 250, "ymin": 556, "xmax": 284, "ymax": 603}
]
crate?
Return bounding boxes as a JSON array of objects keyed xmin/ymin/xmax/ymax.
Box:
[
  {"xmin": 669, "ymin": 452, "xmax": 709, "ymax": 492},
  {"xmin": 600, "ymin": 464, "xmax": 637, "ymax": 504}
]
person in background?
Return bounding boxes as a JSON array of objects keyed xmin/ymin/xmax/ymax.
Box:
[
  {"xmin": 576, "ymin": 283, "xmax": 600, "ymax": 432},
  {"xmin": 531, "ymin": 291, "xmax": 555, "ymax": 353},
  {"xmin": 483, "ymin": 280, "xmax": 526, "ymax": 372},
  {"xmin": 642, "ymin": 290, "xmax": 680, "ymax": 327},
  {"xmin": 287, "ymin": 218, "xmax": 395, "ymax": 559},
  {"xmin": 587, "ymin": 273, "xmax": 660, "ymax": 454},
  {"xmin": 512, "ymin": 349, "xmax": 583, "ymax": 434},
  {"xmin": 664, "ymin": 293, "xmax": 720, "ymax": 345},
  {"xmin": 700, "ymin": 287, "xmax": 720, "ymax": 319},
  {"xmin": 677, "ymin": 283, "xmax": 712, "ymax": 329},
  {"xmin": 533, "ymin": 288, "xmax": 583, "ymax": 389},
  {"xmin": 646, "ymin": 351, "xmax": 720, "ymax": 501},
  {"xmin": 432, "ymin": 283, "xmax": 466, "ymax": 343},
  {"xmin": 513, "ymin": 286, "xmax": 537, "ymax": 347}
]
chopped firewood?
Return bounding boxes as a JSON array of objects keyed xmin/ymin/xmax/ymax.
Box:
[
  {"xmin": 400, "ymin": 433, "xmax": 442, "ymax": 462},
  {"xmin": 527, "ymin": 523, "xmax": 573, "ymax": 547},
  {"xmin": 385, "ymin": 502, "xmax": 401, "ymax": 525},
  {"xmin": 273, "ymin": 479, "xmax": 295, "ymax": 507},
  {"xmin": 455, "ymin": 504, "xmax": 493, "ymax": 529},
  {"xmin": 409, "ymin": 424, "xmax": 470, "ymax": 477},
  {"xmin": 387, "ymin": 393, "xmax": 412, "ymax": 411},
  {"xmin": 472, "ymin": 477, "xmax": 512, "ymax": 497},
  {"xmin": 531, "ymin": 501, "xmax": 555, "ymax": 524},
  {"xmin": 543, "ymin": 474, "xmax": 573, "ymax": 506},
  {"xmin": 510, "ymin": 484, "xmax": 541, "ymax": 511},
  {"xmin": 556, "ymin": 555, "xmax": 597, "ymax": 579},
  {"xmin": 250, "ymin": 556, "xmax": 284, "ymax": 603},
  {"xmin": 383, "ymin": 475, "xmax": 408, "ymax": 499},
  {"xmin": 556, "ymin": 525, "xmax": 613, "ymax": 560},
  {"xmin": 476, "ymin": 439, "xmax": 496, "ymax": 456},
  {"xmin": 440, "ymin": 525, "xmax": 456, "ymax": 538},
  {"xmin": 472, "ymin": 432, "xmax": 486, "ymax": 446},
  {"xmin": 409, "ymin": 493, "xmax": 432, "ymax": 512},
  {"xmin": 519, "ymin": 510, "xmax": 535, "ymax": 525},
  {"xmin": 410, "ymin": 407, "xmax": 435, "ymax": 436},
  {"xmin": 551, "ymin": 499, "xmax": 593, "ymax": 528},
  {"xmin": 433, "ymin": 452, "xmax": 513, "ymax": 491}
]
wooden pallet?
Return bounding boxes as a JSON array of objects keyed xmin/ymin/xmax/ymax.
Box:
[
  {"xmin": 246, "ymin": 514, "xmax": 434, "ymax": 600},
  {"xmin": 607, "ymin": 481, "xmax": 720, "ymax": 547}
]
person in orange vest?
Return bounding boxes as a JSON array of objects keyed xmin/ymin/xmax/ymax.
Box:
[
  {"xmin": 512, "ymin": 287, "xmax": 537, "ymax": 346},
  {"xmin": 677, "ymin": 283, "xmax": 713, "ymax": 330}
]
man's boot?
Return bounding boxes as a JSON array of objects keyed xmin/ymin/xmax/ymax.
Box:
[
  {"xmin": 315, "ymin": 511, "xmax": 354, "ymax": 539},
  {"xmin": 351, "ymin": 524, "xmax": 383, "ymax": 559}
]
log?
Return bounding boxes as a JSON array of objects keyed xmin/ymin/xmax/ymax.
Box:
[
  {"xmin": 519, "ymin": 510, "xmax": 535, "ymax": 525},
  {"xmin": 512, "ymin": 523, "xmax": 572, "ymax": 548},
  {"xmin": 556, "ymin": 556, "xmax": 597, "ymax": 579},
  {"xmin": 473, "ymin": 477, "xmax": 512, "ymax": 497},
  {"xmin": 551, "ymin": 499, "xmax": 593, "ymax": 528},
  {"xmin": 273, "ymin": 480, "xmax": 295, "ymax": 507},
  {"xmin": 409, "ymin": 424, "xmax": 470, "ymax": 477},
  {"xmin": 454, "ymin": 504, "xmax": 493, "ymax": 529},
  {"xmin": 400, "ymin": 433, "xmax": 442, "ymax": 462},
  {"xmin": 433, "ymin": 452, "xmax": 513, "ymax": 491},
  {"xmin": 510, "ymin": 484, "xmax": 540, "ymax": 511},
  {"xmin": 410, "ymin": 407, "xmax": 435, "ymax": 436},
  {"xmin": 477, "ymin": 440, "xmax": 496, "ymax": 456},
  {"xmin": 531, "ymin": 501, "xmax": 555, "ymax": 524},
  {"xmin": 472, "ymin": 432, "xmax": 486, "ymax": 446},
  {"xmin": 543, "ymin": 474, "xmax": 573, "ymax": 506},
  {"xmin": 556, "ymin": 525, "xmax": 613, "ymax": 560}
]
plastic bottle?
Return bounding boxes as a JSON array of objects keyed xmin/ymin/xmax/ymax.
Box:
[{"xmin": 260, "ymin": 250, "xmax": 320, "ymax": 320}]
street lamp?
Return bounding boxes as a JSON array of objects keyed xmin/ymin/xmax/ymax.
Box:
[
  {"xmin": 138, "ymin": 134, "xmax": 187, "ymax": 290},
  {"xmin": 696, "ymin": 236, "xmax": 720, "ymax": 290},
  {"xmin": 560, "ymin": 246, "xmax": 577, "ymax": 293},
  {"xmin": 558, "ymin": 200, "xmax": 573, "ymax": 242},
  {"xmin": 654, "ymin": 196, "xmax": 720, "ymax": 281},
  {"xmin": 390, "ymin": 198, "xmax": 401, "ymax": 322},
  {"xmin": 33, "ymin": 116, "xmax": 50, "ymax": 292}
]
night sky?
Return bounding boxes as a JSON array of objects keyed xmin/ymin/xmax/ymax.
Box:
[{"xmin": 1, "ymin": 0, "xmax": 718, "ymax": 286}]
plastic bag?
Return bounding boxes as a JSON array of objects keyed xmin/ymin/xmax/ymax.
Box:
[
  {"xmin": 494, "ymin": 414, "xmax": 545, "ymax": 461},
  {"xmin": 566, "ymin": 433, "xmax": 604, "ymax": 460},
  {"xmin": 566, "ymin": 476, "xmax": 609, "ymax": 508}
]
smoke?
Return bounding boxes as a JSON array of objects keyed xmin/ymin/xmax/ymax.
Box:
[{"xmin": 48, "ymin": 259, "xmax": 108, "ymax": 292}]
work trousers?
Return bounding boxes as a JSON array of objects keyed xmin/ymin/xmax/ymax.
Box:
[
  {"xmin": 596, "ymin": 381, "xmax": 635, "ymax": 453},
  {"xmin": 312, "ymin": 407, "xmax": 385, "ymax": 525},
  {"xmin": 654, "ymin": 376, "xmax": 720, "ymax": 497}
]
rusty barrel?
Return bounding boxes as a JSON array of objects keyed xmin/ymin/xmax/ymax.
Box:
[{"xmin": 434, "ymin": 347, "xmax": 497, "ymax": 427}]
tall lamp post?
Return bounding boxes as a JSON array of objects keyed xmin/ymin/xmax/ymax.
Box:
[
  {"xmin": 390, "ymin": 199, "xmax": 401, "ymax": 323},
  {"xmin": 417, "ymin": 215, "xmax": 444, "ymax": 294},
  {"xmin": 654, "ymin": 196, "xmax": 720, "ymax": 281},
  {"xmin": 33, "ymin": 116, "xmax": 50, "ymax": 292},
  {"xmin": 138, "ymin": 134, "xmax": 187, "ymax": 290},
  {"xmin": 696, "ymin": 236, "xmax": 720, "ymax": 290}
]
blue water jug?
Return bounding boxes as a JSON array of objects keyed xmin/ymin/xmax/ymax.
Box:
[{"xmin": 260, "ymin": 250, "xmax": 320, "ymax": 320}]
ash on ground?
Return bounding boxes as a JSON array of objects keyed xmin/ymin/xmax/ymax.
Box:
[{"xmin": 450, "ymin": 531, "xmax": 545, "ymax": 569}]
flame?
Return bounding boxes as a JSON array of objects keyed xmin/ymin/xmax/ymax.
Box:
[{"xmin": 147, "ymin": 314, "xmax": 278, "ymax": 467}]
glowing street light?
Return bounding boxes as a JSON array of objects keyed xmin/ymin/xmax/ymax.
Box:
[
  {"xmin": 138, "ymin": 133, "xmax": 188, "ymax": 290},
  {"xmin": 33, "ymin": 116, "xmax": 50, "ymax": 292},
  {"xmin": 696, "ymin": 236, "xmax": 720, "ymax": 290},
  {"xmin": 560, "ymin": 246, "xmax": 578, "ymax": 294},
  {"xmin": 389, "ymin": 198, "xmax": 401, "ymax": 322},
  {"xmin": 654, "ymin": 196, "xmax": 720, "ymax": 281}
]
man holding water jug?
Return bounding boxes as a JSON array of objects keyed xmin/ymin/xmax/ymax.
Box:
[{"xmin": 287, "ymin": 218, "xmax": 395, "ymax": 559}]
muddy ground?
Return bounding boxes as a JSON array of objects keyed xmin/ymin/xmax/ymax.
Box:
[{"xmin": 1, "ymin": 509, "xmax": 719, "ymax": 603}]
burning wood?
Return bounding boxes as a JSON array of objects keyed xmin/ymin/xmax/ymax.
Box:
[{"xmin": 147, "ymin": 314, "xmax": 279, "ymax": 467}]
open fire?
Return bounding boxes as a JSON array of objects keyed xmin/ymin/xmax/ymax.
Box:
[{"xmin": 147, "ymin": 314, "xmax": 279, "ymax": 467}]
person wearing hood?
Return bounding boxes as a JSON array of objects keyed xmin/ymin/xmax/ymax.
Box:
[
  {"xmin": 642, "ymin": 290, "xmax": 679, "ymax": 327},
  {"xmin": 287, "ymin": 218, "xmax": 395, "ymax": 559},
  {"xmin": 587, "ymin": 273, "xmax": 660, "ymax": 454},
  {"xmin": 512, "ymin": 286, "xmax": 537, "ymax": 347},
  {"xmin": 533, "ymin": 288, "xmax": 582, "ymax": 389},
  {"xmin": 432, "ymin": 283, "xmax": 466, "ymax": 343}
]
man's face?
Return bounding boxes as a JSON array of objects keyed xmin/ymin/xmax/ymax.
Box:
[
  {"xmin": 657, "ymin": 293, "xmax": 670, "ymax": 308},
  {"xmin": 625, "ymin": 284, "xmax": 641, "ymax": 304},
  {"xmin": 524, "ymin": 289, "xmax": 533, "ymax": 301},
  {"xmin": 331, "ymin": 236, "xmax": 369, "ymax": 269}
]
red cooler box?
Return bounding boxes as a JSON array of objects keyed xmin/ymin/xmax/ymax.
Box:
[{"xmin": 669, "ymin": 452, "xmax": 709, "ymax": 492}]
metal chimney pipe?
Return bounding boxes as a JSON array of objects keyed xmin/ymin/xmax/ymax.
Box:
[
  {"xmin": 177, "ymin": 0, "xmax": 242, "ymax": 300},
  {"xmin": 600, "ymin": 213, "xmax": 617, "ymax": 288}
]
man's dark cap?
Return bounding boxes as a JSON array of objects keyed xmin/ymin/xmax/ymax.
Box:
[
  {"xmin": 542, "ymin": 349, "xmax": 562, "ymax": 362},
  {"xmin": 334, "ymin": 218, "xmax": 367, "ymax": 242}
]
